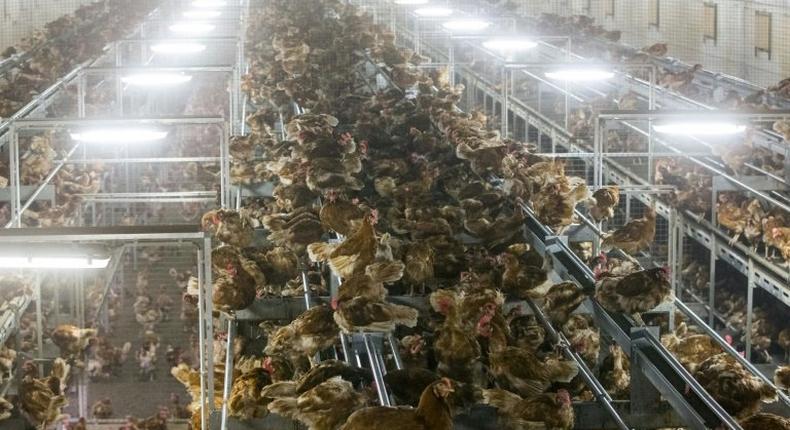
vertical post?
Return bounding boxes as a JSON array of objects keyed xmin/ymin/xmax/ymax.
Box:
[
  {"xmin": 745, "ymin": 258, "xmax": 755, "ymax": 361},
  {"xmin": 34, "ymin": 276, "xmax": 44, "ymax": 376},
  {"xmin": 501, "ymin": 67, "xmax": 509, "ymax": 137},
  {"xmin": 219, "ymin": 123, "xmax": 231, "ymax": 209},
  {"xmin": 115, "ymin": 42, "xmax": 124, "ymax": 116},
  {"xmin": 708, "ymin": 239, "xmax": 717, "ymax": 327},
  {"xmin": 203, "ymin": 238, "xmax": 215, "ymax": 413},
  {"xmin": 77, "ymin": 74, "xmax": 86, "ymax": 118},
  {"xmin": 387, "ymin": 334, "xmax": 404, "ymax": 370},
  {"xmin": 593, "ymin": 116, "xmax": 601, "ymax": 190},
  {"xmin": 448, "ymin": 45, "xmax": 455, "ymax": 87},
  {"xmin": 363, "ymin": 333, "xmax": 391, "ymax": 406},
  {"xmin": 220, "ymin": 319, "xmax": 236, "ymax": 430},
  {"xmin": 10, "ymin": 127, "xmax": 21, "ymax": 227},
  {"xmin": 196, "ymin": 247, "xmax": 208, "ymax": 430}
]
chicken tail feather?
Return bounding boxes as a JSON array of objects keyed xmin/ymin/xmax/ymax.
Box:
[
  {"xmin": 547, "ymin": 358, "xmax": 579, "ymax": 383},
  {"xmin": 365, "ymin": 261, "xmax": 405, "ymax": 284},
  {"xmin": 482, "ymin": 388, "xmax": 522, "ymax": 414},
  {"xmin": 267, "ymin": 397, "xmax": 298, "ymax": 418},
  {"xmin": 307, "ymin": 242, "xmax": 335, "ymax": 262},
  {"xmin": 388, "ymin": 303, "xmax": 419, "ymax": 327}
]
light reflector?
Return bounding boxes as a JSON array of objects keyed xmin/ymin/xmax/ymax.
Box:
[
  {"xmin": 0, "ymin": 257, "xmax": 111, "ymax": 269},
  {"xmin": 169, "ymin": 22, "xmax": 216, "ymax": 35},
  {"xmin": 414, "ymin": 7, "xmax": 453, "ymax": 17},
  {"xmin": 121, "ymin": 73, "xmax": 193, "ymax": 87},
  {"xmin": 482, "ymin": 38, "xmax": 537, "ymax": 51},
  {"xmin": 442, "ymin": 19, "xmax": 490, "ymax": 32},
  {"xmin": 653, "ymin": 122, "xmax": 747, "ymax": 136},
  {"xmin": 151, "ymin": 42, "xmax": 207, "ymax": 54},
  {"xmin": 183, "ymin": 10, "xmax": 222, "ymax": 19},
  {"xmin": 545, "ymin": 68, "xmax": 615, "ymax": 81},
  {"xmin": 70, "ymin": 128, "xmax": 169, "ymax": 143},
  {"xmin": 192, "ymin": 0, "xmax": 227, "ymax": 7}
]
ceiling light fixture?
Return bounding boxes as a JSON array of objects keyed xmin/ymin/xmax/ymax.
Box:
[
  {"xmin": 414, "ymin": 7, "xmax": 453, "ymax": 17},
  {"xmin": 442, "ymin": 19, "xmax": 491, "ymax": 32},
  {"xmin": 169, "ymin": 22, "xmax": 216, "ymax": 35},
  {"xmin": 393, "ymin": 0, "xmax": 429, "ymax": 4},
  {"xmin": 70, "ymin": 128, "xmax": 169, "ymax": 143},
  {"xmin": 150, "ymin": 42, "xmax": 207, "ymax": 54},
  {"xmin": 482, "ymin": 37, "xmax": 537, "ymax": 51},
  {"xmin": 545, "ymin": 68, "xmax": 615, "ymax": 81},
  {"xmin": 121, "ymin": 73, "xmax": 193, "ymax": 87},
  {"xmin": 0, "ymin": 256, "xmax": 111, "ymax": 269},
  {"xmin": 183, "ymin": 10, "xmax": 222, "ymax": 19},
  {"xmin": 653, "ymin": 121, "xmax": 747, "ymax": 136}
]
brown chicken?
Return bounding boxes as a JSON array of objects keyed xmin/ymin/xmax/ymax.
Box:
[
  {"xmin": 479, "ymin": 312, "xmax": 578, "ymax": 396},
  {"xmin": 694, "ymin": 352, "xmax": 777, "ymax": 418},
  {"xmin": 775, "ymin": 366, "xmax": 790, "ymax": 393},
  {"xmin": 740, "ymin": 413, "xmax": 790, "ymax": 430},
  {"xmin": 384, "ymin": 368, "xmax": 440, "ymax": 407},
  {"xmin": 91, "ymin": 398, "xmax": 113, "ymax": 419},
  {"xmin": 335, "ymin": 261, "xmax": 404, "ymax": 304},
  {"xmin": 308, "ymin": 214, "xmax": 378, "ymax": 278},
  {"xmin": 212, "ymin": 264, "xmax": 256, "ymax": 312},
  {"xmin": 483, "ymin": 388, "xmax": 574, "ymax": 430},
  {"xmin": 642, "ymin": 42, "xmax": 668, "ymax": 57},
  {"xmin": 594, "ymin": 267, "xmax": 672, "ymax": 324},
  {"xmin": 339, "ymin": 378, "xmax": 455, "ymax": 430},
  {"xmin": 716, "ymin": 193, "xmax": 750, "ymax": 245},
  {"xmin": 601, "ymin": 206, "xmax": 656, "ymax": 254},
  {"xmin": 403, "ymin": 242, "xmax": 435, "ymax": 295},
  {"xmin": 319, "ymin": 192, "xmax": 365, "ymax": 236},
  {"xmin": 268, "ymin": 377, "xmax": 367, "ymax": 430},
  {"xmin": 498, "ymin": 252, "xmax": 548, "ymax": 300},
  {"xmin": 431, "ymin": 290, "xmax": 482, "ymax": 381},
  {"xmin": 600, "ymin": 345, "xmax": 630, "ymax": 399},
  {"xmin": 201, "ymin": 209, "xmax": 253, "ymax": 248},
  {"xmin": 228, "ymin": 368, "xmax": 272, "ymax": 420},
  {"xmin": 543, "ymin": 282, "xmax": 587, "ymax": 326},
  {"xmin": 264, "ymin": 305, "xmax": 338, "ymax": 365},
  {"xmin": 768, "ymin": 227, "xmax": 790, "ymax": 263},
  {"xmin": 333, "ymin": 296, "xmax": 419, "ymax": 333},
  {"xmin": 19, "ymin": 360, "xmax": 70, "ymax": 427},
  {"xmin": 587, "ymin": 186, "xmax": 620, "ymax": 222},
  {"xmin": 661, "ymin": 323, "xmax": 725, "ymax": 372},
  {"xmin": 51, "ymin": 325, "xmax": 97, "ymax": 360},
  {"xmin": 562, "ymin": 315, "xmax": 600, "ymax": 367}
]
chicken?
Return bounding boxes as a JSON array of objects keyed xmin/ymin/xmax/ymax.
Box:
[
  {"xmin": 333, "ymin": 296, "xmax": 418, "ymax": 333},
  {"xmin": 335, "ymin": 261, "xmax": 404, "ymax": 305},
  {"xmin": 600, "ymin": 345, "xmax": 630, "ymax": 398},
  {"xmin": 483, "ymin": 388, "xmax": 574, "ymax": 430},
  {"xmin": 339, "ymin": 378, "xmax": 455, "ymax": 430},
  {"xmin": 694, "ymin": 352, "xmax": 777, "ymax": 418},
  {"xmin": 543, "ymin": 282, "xmax": 587, "ymax": 326},
  {"xmin": 308, "ymin": 214, "xmax": 378, "ymax": 278},
  {"xmin": 594, "ymin": 267, "xmax": 672, "ymax": 323},
  {"xmin": 384, "ymin": 368, "xmax": 440, "ymax": 407},
  {"xmin": 479, "ymin": 311, "xmax": 578, "ymax": 396},
  {"xmin": 294, "ymin": 360, "xmax": 373, "ymax": 394},
  {"xmin": 642, "ymin": 42, "xmax": 668, "ymax": 57},
  {"xmin": 773, "ymin": 119, "xmax": 790, "ymax": 141},
  {"xmin": 264, "ymin": 305, "xmax": 338, "ymax": 365},
  {"xmin": 19, "ymin": 360, "xmax": 69, "ymax": 427},
  {"xmin": 0, "ymin": 397, "xmax": 11, "ymax": 421},
  {"xmin": 740, "ymin": 413, "xmax": 790, "ymax": 430},
  {"xmin": 508, "ymin": 314, "xmax": 546, "ymax": 352},
  {"xmin": 498, "ymin": 252, "xmax": 548, "ymax": 300},
  {"xmin": 51, "ymin": 324, "xmax": 97, "ymax": 360},
  {"xmin": 587, "ymin": 186, "xmax": 620, "ymax": 222},
  {"xmin": 661, "ymin": 323, "xmax": 725, "ymax": 372},
  {"xmin": 201, "ymin": 209, "xmax": 253, "ymax": 248},
  {"xmin": 600, "ymin": 206, "xmax": 656, "ymax": 254},
  {"xmin": 319, "ymin": 192, "xmax": 365, "ymax": 236},
  {"xmin": 91, "ymin": 398, "xmax": 113, "ymax": 419},
  {"xmin": 431, "ymin": 290, "xmax": 481, "ymax": 381},
  {"xmin": 716, "ymin": 193, "xmax": 749, "ymax": 245},
  {"xmin": 774, "ymin": 366, "xmax": 790, "ymax": 393},
  {"xmin": 562, "ymin": 315, "xmax": 600, "ymax": 367},
  {"xmin": 212, "ymin": 264, "xmax": 256, "ymax": 312},
  {"xmin": 228, "ymin": 368, "xmax": 272, "ymax": 420},
  {"xmin": 403, "ymin": 242, "xmax": 435, "ymax": 295},
  {"xmin": 768, "ymin": 227, "xmax": 790, "ymax": 263},
  {"xmin": 268, "ymin": 377, "xmax": 367, "ymax": 430}
]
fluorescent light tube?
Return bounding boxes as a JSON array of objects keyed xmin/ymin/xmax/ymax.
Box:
[
  {"xmin": 0, "ymin": 256, "xmax": 110, "ymax": 269},
  {"xmin": 192, "ymin": 0, "xmax": 227, "ymax": 7},
  {"xmin": 442, "ymin": 19, "xmax": 490, "ymax": 32},
  {"xmin": 394, "ymin": 0, "xmax": 429, "ymax": 4},
  {"xmin": 70, "ymin": 129, "xmax": 169, "ymax": 143},
  {"xmin": 169, "ymin": 22, "xmax": 216, "ymax": 35},
  {"xmin": 545, "ymin": 68, "xmax": 615, "ymax": 81},
  {"xmin": 121, "ymin": 73, "xmax": 193, "ymax": 87},
  {"xmin": 183, "ymin": 10, "xmax": 222, "ymax": 19},
  {"xmin": 482, "ymin": 38, "xmax": 537, "ymax": 51},
  {"xmin": 414, "ymin": 7, "xmax": 453, "ymax": 17},
  {"xmin": 151, "ymin": 42, "xmax": 207, "ymax": 54},
  {"xmin": 653, "ymin": 122, "xmax": 747, "ymax": 136}
]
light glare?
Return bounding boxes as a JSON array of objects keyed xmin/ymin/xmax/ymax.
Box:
[
  {"xmin": 394, "ymin": 0, "xmax": 429, "ymax": 4},
  {"xmin": 545, "ymin": 68, "xmax": 615, "ymax": 81},
  {"xmin": 442, "ymin": 19, "xmax": 490, "ymax": 32},
  {"xmin": 121, "ymin": 73, "xmax": 193, "ymax": 87},
  {"xmin": 183, "ymin": 10, "xmax": 222, "ymax": 19},
  {"xmin": 169, "ymin": 22, "xmax": 216, "ymax": 35},
  {"xmin": 653, "ymin": 122, "xmax": 747, "ymax": 136},
  {"xmin": 151, "ymin": 42, "xmax": 207, "ymax": 54},
  {"xmin": 192, "ymin": 0, "xmax": 227, "ymax": 7},
  {"xmin": 414, "ymin": 7, "xmax": 453, "ymax": 17},
  {"xmin": 482, "ymin": 38, "xmax": 537, "ymax": 51},
  {"xmin": 0, "ymin": 257, "xmax": 110, "ymax": 269},
  {"xmin": 70, "ymin": 129, "xmax": 169, "ymax": 143}
]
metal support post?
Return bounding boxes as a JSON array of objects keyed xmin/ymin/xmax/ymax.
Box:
[
  {"xmin": 203, "ymin": 238, "xmax": 215, "ymax": 412},
  {"xmin": 196, "ymin": 248, "xmax": 209, "ymax": 430},
  {"xmin": 220, "ymin": 319, "xmax": 236, "ymax": 430},
  {"xmin": 363, "ymin": 333, "xmax": 391, "ymax": 406},
  {"xmin": 745, "ymin": 258, "xmax": 755, "ymax": 361}
]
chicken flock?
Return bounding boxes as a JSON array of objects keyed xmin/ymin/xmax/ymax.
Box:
[{"xmin": 171, "ymin": 0, "xmax": 790, "ymax": 429}]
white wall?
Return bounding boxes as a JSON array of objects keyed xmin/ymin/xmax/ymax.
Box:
[
  {"xmin": 518, "ymin": 0, "xmax": 790, "ymax": 88},
  {"xmin": 0, "ymin": 0, "xmax": 98, "ymax": 50}
]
